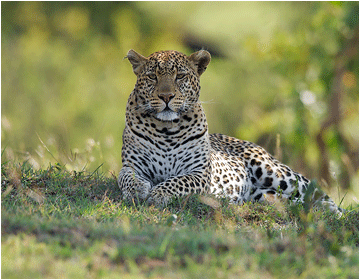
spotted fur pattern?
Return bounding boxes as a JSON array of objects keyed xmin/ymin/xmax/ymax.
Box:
[{"xmin": 118, "ymin": 49, "xmax": 343, "ymax": 216}]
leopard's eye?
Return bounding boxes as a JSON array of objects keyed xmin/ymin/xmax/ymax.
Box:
[
  {"xmin": 147, "ymin": 74, "xmax": 157, "ymax": 81},
  {"xmin": 176, "ymin": 73, "xmax": 186, "ymax": 80}
]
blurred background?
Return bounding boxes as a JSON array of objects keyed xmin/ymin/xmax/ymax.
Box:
[{"xmin": 2, "ymin": 2, "xmax": 358, "ymax": 204}]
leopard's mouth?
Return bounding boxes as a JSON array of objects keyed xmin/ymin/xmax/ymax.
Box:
[{"xmin": 155, "ymin": 108, "xmax": 180, "ymax": 122}]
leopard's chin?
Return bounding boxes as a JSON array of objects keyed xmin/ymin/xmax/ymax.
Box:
[{"xmin": 155, "ymin": 109, "xmax": 180, "ymax": 122}]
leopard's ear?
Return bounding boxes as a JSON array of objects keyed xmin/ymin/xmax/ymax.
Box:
[
  {"xmin": 188, "ymin": 50, "xmax": 211, "ymax": 76},
  {"xmin": 126, "ymin": 49, "xmax": 148, "ymax": 75}
]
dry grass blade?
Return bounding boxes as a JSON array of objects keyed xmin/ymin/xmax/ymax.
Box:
[{"xmin": 198, "ymin": 195, "xmax": 221, "ymax": 209}]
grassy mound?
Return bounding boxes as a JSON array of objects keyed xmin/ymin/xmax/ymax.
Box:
[{"xmin": 2, "ymin": 162, "xmax": 359, "ymax": 278}]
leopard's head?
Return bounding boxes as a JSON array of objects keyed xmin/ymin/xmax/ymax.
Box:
[{"xmin": 127, "ymin": 49, "xmax": 211, "ymax": 122}]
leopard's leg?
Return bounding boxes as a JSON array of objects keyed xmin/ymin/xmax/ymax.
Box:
[
  {"xmin": 301, "ymin": 182, "xmax": 345, "ymax": 217},
  {"xmin": 148, "ymin": 171, "xmax": 211, "ymax": 206},
  {"xmin": 242, "ymin": 145, "xmax": 344, "ymax": 216},
  {"xmin": 248, "ymin": 172, "xmax": 344, "ymax": 217},
  {"xmin": 118, "ymin": 167, "xmax": 152, "ymax": 203}
]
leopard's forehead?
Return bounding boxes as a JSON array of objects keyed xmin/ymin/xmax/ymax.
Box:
[
  {"xmin": 148, "ymin": 50, "xmax": 187, "ymax": 61},
  {"xmin": 147, "ymin": 50, "xmax": 189, "ymax": 71}
]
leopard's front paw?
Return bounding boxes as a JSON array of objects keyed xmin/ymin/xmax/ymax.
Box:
[
  {"xmin": 122, "ymin": 182, "xmax": 151, "ymax": 204},
  {"xmin": 147, "ymin": 188, "xmax": 172, "ymax": 207},
  {"xmin": 118, "ymin": 167, "xmax": 152, "ymax": 203},
  {"xmin": 134, "ymin": 180, "xmax": 152, "ymax": 201}
]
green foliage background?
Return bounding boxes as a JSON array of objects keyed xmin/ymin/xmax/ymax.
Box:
[{"xmin": 2, "ymin": 2, "xmax": 359, "ymax": 205}]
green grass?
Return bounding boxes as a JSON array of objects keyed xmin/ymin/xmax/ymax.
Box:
[{"xmin": 1, "ymin": 161, "xmax": 359, "ymax": 278}]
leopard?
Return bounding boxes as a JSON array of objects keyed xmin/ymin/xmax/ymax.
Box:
[{"xmin": 118, "ymin": 49, "xmax": 344, "ymax": 216}]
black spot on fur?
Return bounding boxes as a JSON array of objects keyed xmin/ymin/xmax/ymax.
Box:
[
  {"xmin": 294, "ymin": 191, "xmax": 300, "ymax": 198},
  {"xmin": 264, "ymin": 177, "xmax": 273, "ymax": 187},
  {"xmin": 279, "ymin": 180, "xmax": 288, "ymax": 191},
  {"xmin": 255, "ymin": 167, "xmax": 263, "ymax": 179},
  {"xmin": 183, "ymin": 115, "xmax": 192, "ymax": 122}
]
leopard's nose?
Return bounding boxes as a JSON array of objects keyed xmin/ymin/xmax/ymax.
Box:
[{"xmin": 158, "ymin": 93, "xmax": 175, "ymax": 104}]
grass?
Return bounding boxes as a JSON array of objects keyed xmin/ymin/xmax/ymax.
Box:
[{"xmin": 1, "ymin": 161, "xmax": 359, "ymax": 278}]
